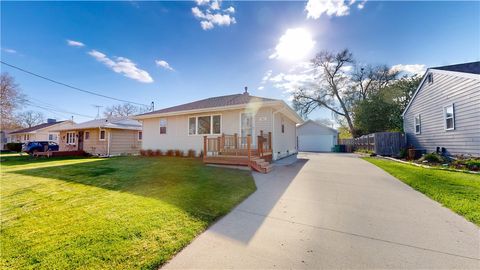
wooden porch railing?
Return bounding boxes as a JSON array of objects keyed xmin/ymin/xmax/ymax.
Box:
[{"xmin": 203, "ymin": 131, "xmax": 272, "ymax": 162}]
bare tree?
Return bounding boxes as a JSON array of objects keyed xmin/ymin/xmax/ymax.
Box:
[
  {"xmin": 293, "ymin": 49, "xmax": 356, "ymax": 135},
  {"xmin": 1, "ymin": 73, "xmax": 25, "ymax": 129},
  {"xmin": 293, "ymin": 49, "xmax": 399, "ymax": 137},
  {"xmin": 17, "ymin": 110, "xmax": 45, "ymax": 128},
  {"xmin": 103, "ymin": 103, "xmax": 147, "ymax": 118}
]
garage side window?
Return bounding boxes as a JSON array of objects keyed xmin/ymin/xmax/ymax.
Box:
[{"xmin": 99, "ymin": 129, "xmax": 106, "ymax": 141}]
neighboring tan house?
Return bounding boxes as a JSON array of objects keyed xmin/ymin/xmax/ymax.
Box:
[
  {"xmin": 9, "ymin": 119, "xmax": 74, "ymax": 144},
  {"xmin": 297, "ymin": 120, "xmax": 338, "ymax": 152},
  {"xmin": 53, "ymin": 118, "xmax": 142, "ymax": 156},
  {"xmin": 402, "ymin": 61, "xmax": 480, "ymax": 156},
  {"xmin": 134, "ymin": 89, "xmax": 303, "ymax": 173}
]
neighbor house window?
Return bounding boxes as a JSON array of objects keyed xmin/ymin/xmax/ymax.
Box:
[
  {"xmin": 281, "ymin": 118, "xmax": 285, "ymax": 133},
  {"xmin": 414, "ymin": 114, "xmax": 421, "ymax": 134},
  {"xmin": 48, "ymin": 134, "xmax": 54, "ymax": 141},
  {"xmin": 99, "ymin": 129, "xmax": 106, "ymax": 141},
  {"xmin": 138, "ymin": 131, "xmax": 142, "ymax": 141},
  {"xmin": 159, "ymin": 118, "xmax": 167, "ymax": 134},
  {"xmin": 66, "ymin": 132, "xmax": 76, "ymax": 145},
  {"xmin": 84, "ymin": 131, "xmax": 90, "ymax": 140},
  {"xmin": 427, "ymin": 73, "xmax": 433, "ymax": 84},
  {"xmin": 188, "ymin": 115, "xmax": 221, "ymax": 135},
  {"xmin": 444, "ymin": 104, "xmax": 455, "ymax": 130}
]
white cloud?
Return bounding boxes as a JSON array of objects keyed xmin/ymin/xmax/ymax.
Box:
[
  {"xmin": 390, "ymin": 64, "xmax": 426, "ymax": 75},
  {"xmin": 357, "ymin": 0, "xmax": 367, "ymax": 9},
  {"xmin": 261, "ymin": 70, "xmax": 273, "ymax": 83},
  {"xmin": 155, "ymin": 60, "xmax": 175, "ymax": 71},
  {"xmin": 210, "ymin": 0, "xmax": 220, "ymax": 10},
  {"xmin": 195, "ymin": 0, "xmax": 210, "ymax": 5},
  {"xmin": 257, "ymin": 86, "xmax": 265, "ymax": 90},
  {"xmin": 192, "ymin": 0, "xmax": 236, "ymax": 30},
  {"xmin": 305, "ymin": 0, "xmax": 366, "ymax": 19},
  {"xmin": 66, "ymin": 39, "xmax": 85, "ymax": 47},
  {"xmin": 269, "ymin": 28, "xmax": 316, "ymax": 61},
  {"xmin": 2, "ymin": 48, "xmax": 16, "ymax": 54},
  {"xmin": 88, "ymin": 50, "xmax": 153, "ymax": 83}
]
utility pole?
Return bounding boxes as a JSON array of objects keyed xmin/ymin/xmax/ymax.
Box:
[{"xmin": 93, "ymin": 105, "xmax": 103, "ymax": 119}]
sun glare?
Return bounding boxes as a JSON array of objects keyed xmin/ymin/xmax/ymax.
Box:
[{"xmin": 271, "ymin": 28, "xmax": 316, "ymax": 61}]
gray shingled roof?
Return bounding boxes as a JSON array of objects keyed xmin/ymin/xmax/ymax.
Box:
[
  {"xmin": 55, "ymin": 118, "xmax": 141, "ymax": 131},
  {"xmin": 138, "ymin": 93, "xmax": 279, "ymax": 116},
  {"xmin": 10, "ymin": 121, "xmax": 67, "ymax": 134},
  {"xmin": 432, "ymin": 61, "xmax": 480, "ymax": 75}
]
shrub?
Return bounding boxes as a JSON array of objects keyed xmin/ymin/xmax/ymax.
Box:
[
  {"xmin": 146, "ymin": 149, "xmax": 154, "ymax": 157},
  {"xmin": 154, "ymin": 150, "xmax": 162, "ymax": 156},
  {"xmin": 419, "ymin": 152, "xmax": 445, "ymax": 163},
  {"xmin": 166, "ymin": 150, "xmax": 175, "ymax": 157},
  {"xmin": 175, "ymin": 149, "xmax": 183, "ymax": 157},
  {"xmin": 187, "ymin": 149, "xmax": 196, "ymax": 158},
  {"xmin": 465, "ymin": 159, "xmax": 480, "ymax": 171},
  {"xmin": 140, "ymin": 149, "xmax": 146, "ymax": 156},
  {"xmin": 6, "ymin": 143, "xmax": 22, "ymax": 152},
  {"xmin": 398, "ymin": 148, "xmax": 407, "ymax": 159}
]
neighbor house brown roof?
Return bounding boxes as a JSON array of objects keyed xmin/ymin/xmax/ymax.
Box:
[
  {"xmin": 138, "ymin": 93, "xmax": 279, "ymax": 117},
  {"xmin": 10, "ymin": 121, "xmax": 67, "ymax": 134}
]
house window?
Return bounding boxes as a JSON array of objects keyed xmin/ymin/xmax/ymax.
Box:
[
  {"xmin": 189, "ymin": 117, "xmax": 196, "ymax": 135},
  {"xmin": 48, "ymin": 133, "xmax": 58, "ymax": 141},
  {"xmin": 66, "ymin": 132, "xmax": 76, "ymax": 145},
  {"xmin": 281, "ymin": 118, "xmax": 285, "ymax": 133},
  {"xmin": 138, "ymin": 131, "xmax": 142, "ymax": 141},
  {"xmin": 414, "ymin": 114, "xmax": 421, "ymax": 134},
  {"xmin": 84, "ymin": 131, "xmax": 90, "ymax": 140},
  {"xmin": 198, "ymin": 116, "xmax": 211, "ymax": 134},
  {"xmin": 444, "ymin": 104, "xmax": 455, "ymax": 130},
  {"xmin": 188, "ymin": 115, "xmax": 222, "ymax": 135},
  {"xmin": 159, "ymin": 118, "xmax": 167, "ymax": 134},
  {"xmin": 99, "ymin": 129, "xmax": 106, "ymax": 141}
]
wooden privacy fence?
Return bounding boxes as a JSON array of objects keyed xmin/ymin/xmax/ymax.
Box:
[{"xmin": 339, "ymin": 132, "xmax": 406, "ymax": 156}]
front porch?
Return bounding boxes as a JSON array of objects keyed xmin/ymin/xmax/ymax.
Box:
[{"xmin": 203, "ymin": 132, "xmax": 273, "ymax": 173}]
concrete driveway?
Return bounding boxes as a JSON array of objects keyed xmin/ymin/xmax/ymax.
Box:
[{"xmin": 164, "ymin": 153, "xmax": 480, "ymax": 269}]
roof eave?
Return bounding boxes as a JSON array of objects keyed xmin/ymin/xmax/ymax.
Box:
[{"xmin": 133, "ymin": 100, "xmax": 283, "ymax": 120}]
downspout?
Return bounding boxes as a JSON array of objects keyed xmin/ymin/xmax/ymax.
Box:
[{"xmin": 107, "ymin": 130, "xmax": 111, "ymax": 156}]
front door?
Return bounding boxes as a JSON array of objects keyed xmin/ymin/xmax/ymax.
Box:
[
  {"xmin": 240, "ymin": 112, "xmax": 254, "ymax": 146},
  {"xmin": 78, "ymin": 131, "xmax": 84, "ymax": 151}
]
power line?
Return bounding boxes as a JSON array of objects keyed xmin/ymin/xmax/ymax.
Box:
[
  {"xmin": 1, "ymin": 60, "xmax": 150, "ymax": 107},
  {"xmin": 25, "ymin": 100, "xmax": 96, "ymax": 119}
]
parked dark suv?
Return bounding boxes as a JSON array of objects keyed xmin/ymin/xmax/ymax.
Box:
[{"xmin": 22, "ymin": 141, "xmax": 59, "ymax": 154}]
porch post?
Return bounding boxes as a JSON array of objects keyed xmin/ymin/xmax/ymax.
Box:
[
  {"xmin": 203, "ymin": 136, "xmax": 207, "ymax": 161},
  {"xmin": 268, "ymin": 132, "xmax": 272, "ymax": 150},
  {"xmin": 234, "ymin": 133, "xmax": 238, "ymax": 155}
]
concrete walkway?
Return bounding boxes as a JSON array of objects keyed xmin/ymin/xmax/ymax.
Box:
[{"xmin": 163, "ymin": 153, "xmax": 480, "ymax": 269}]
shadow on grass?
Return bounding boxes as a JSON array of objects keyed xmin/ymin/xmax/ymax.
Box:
[
  {"xmin": 7, "ymin": 156, "xmax": 256, "ymax": 224},
  {"xmin": 7, "ymin": 155, "xmax": 308, "ymax": 244}
]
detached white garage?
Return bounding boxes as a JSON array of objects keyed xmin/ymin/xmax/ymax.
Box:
[{"xmin": 297, "ymin": 120, "xmax": 338, "ymax": 152}]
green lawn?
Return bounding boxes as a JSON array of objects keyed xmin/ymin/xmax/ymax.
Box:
[
  {"xmin": 363, "ymin": 157, "xmax": 480, "ymax": 226},
  {"xmin": 0, "ymin": 154, "xmax": 256, "ymax": 269}
]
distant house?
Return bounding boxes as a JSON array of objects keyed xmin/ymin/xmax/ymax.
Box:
[
  {"xmin": 9, "ymin": 119, "xmax": 74, "ymax": 144},
  {"xmin": 134, "ymin": 89, "xmax": 302, "ymax": 172},
  {"xmin": 0, "ymin": 130, "xmax": 13, "ymax": 150},
  {"xmin": 402, "ymin": 61, "xmax": 480, "ymax": 156},
  {"xmin": 53, "ymin": 118, "xmax": 142, "ymax": 156},
  {"xmin": 297, "ymin": 120, "xmax": 338, "ymax": 152}
]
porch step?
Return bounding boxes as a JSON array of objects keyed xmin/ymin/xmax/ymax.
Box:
[{"xmin": 250, "ymin": 158, "xmax": 273, "ymax": 174}]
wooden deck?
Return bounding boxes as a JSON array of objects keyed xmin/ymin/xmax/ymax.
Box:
[{"xmin": 203, "ymin": 132, "xmax": 274, "ymax": 173}]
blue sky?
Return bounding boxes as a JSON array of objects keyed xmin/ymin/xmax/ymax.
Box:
[{"xmin": 2, "ymin": 0, "xmax": 479, "ymax": 123}]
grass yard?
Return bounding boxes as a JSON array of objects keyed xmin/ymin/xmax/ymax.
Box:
[
  {"xmin": 363, "ymin": 157, "xmax": 480, "ymax": 226},
  {"xmin": 0, "ymin": 154, "xmax": 256, "ymax": 269}
]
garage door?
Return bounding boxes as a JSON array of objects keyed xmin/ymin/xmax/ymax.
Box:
[{"xmin": 298, "ymin": 135, "xmax": 334, "ymax": 152}]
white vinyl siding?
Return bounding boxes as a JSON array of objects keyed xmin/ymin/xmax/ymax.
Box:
[{"xmin": 403, "ymin": 71, "xmax": 480, "ymax": 156}]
